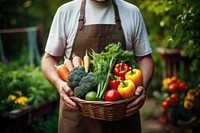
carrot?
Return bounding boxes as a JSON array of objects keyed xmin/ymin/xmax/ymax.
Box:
[
  {"xmin": 64, "ymin": 56, "xmax": 74, "ymax": 71},
  {"xmin": 55, "ymin": 64, "xmax": 69, "ymax": 82},
  {"xmin": 83, "ymin": 50, "xmax": 90, "ymax": 72},
  {"xmin": 72, "ymin": 54, "xmax": 83, "ymax": 67}
]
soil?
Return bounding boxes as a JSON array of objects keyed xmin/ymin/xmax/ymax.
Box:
[{"xmin": 140, "ymin": 98, "xmax": 187, "ymax": 133}]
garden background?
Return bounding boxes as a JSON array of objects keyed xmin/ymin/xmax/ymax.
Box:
[{"xmin": 0, "ymin": 0, "xmax": 199, "ymax": 133}]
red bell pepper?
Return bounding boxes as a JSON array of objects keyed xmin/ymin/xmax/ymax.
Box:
[
  {"xmin": 113, "ymin": 62, "xmax": 130, "ymax": 78},
  {"xmin": 108, "ymin": 75, "xmax": 124, "ymax": 90}
]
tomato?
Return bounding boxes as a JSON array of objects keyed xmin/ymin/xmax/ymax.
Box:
[
  {"xmin": 162, "ymin": 101, "xmax": 169, "ymax": 109},
  {"xmin": 104, "ymin": 89, "xmax": 121, "ymax": 101},
  {"xmin": 160, "ymin": 113, "xmax": 168, "ymax": 123},
  {"xmin": 108, "ymin": 75, "xmax": 124, "ymax": 90},
  {"xmin": 125, "ymin": 69, "xmax": 143, "ymax": 87},
  {"xmin": 179, "ymin": 81, "xmax": 189, "ymax": 91},
  {"xmin": 170, "ymin": 94, "xmax": 179, "ymax": 102},
  {"xmin": 179, "ymin": 81, "xmax": 185, "ymax": 90},
  {"xmin": 171, "ymin": 76, "xmax": 178, "ymax": 83},
  {"xmin": 85, "ymin": 91, "xmax": 97, "ymax": 101},
  {"xmin": 166, "ymin": 97, "xmax": 171, "ymax": 103},
  {"xmin": 168, "ymin": 83, "xmax": 178, "ymax": 93},
  {"xmin": 184, "ymin": 85, "xmax": 189, "ymax": 92},
  {"xmin": 113, "ymin": 62, "xmax": 130, "ymax": 78}
]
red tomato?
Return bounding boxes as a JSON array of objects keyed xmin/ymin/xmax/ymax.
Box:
[
  {"xmin": 104, "ymin": 89, "xmax": 121, "ymax": 101},
  {"xmin": 162, "ymin": 101, "xmax": 169, "ymax": 109},
  {"xmin": 166, "ymin": 97, "xmax": 171, "ymax": 103},
  {"xmin": 168, "ymin": 83, "xmax": 178, "ymax": 93},
  {"xmin": 108, "ymin": 75, "xmax": 124, "ymax": 90},
  {"xmin": 171, "ymin": 76, "xmax": 178, "ymax": 83},
  {"xmin": 170, "ymin": 94, "xmax": 179, "ymax": 102},
  {"xmin": 184, "ymin": 85, "xmax": 189, "ymax": 92},
  {"xmin": 179, "ymin": 81, "xmax": 185, "ymax": 90},
  {"xmin": 160, "ymin": 113, "xmax": 168, "ymax": 123},
  {"xmin": 179, "ymin": 81, "xmax": 189, "ymax": 92}
]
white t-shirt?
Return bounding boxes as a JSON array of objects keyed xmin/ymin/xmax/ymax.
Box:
[{"xmin": 45, "ymin": 0, "xmax": 152, "ymax": 58}]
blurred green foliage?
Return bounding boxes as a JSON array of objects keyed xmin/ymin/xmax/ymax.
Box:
[
  {"xmin": 1, "ymin": 0, "xmax": 200, "ymax": 132},
  {"xmin": 0, "ymin": 63, "xmax": 58, "ymax": 111},
  {"xmin": 0, "ymin": 0, "xmax": 67, "ymax": 28},
  {"xmin": 139, "ymin": 0, "xmax": 200, "ymax": 89},
  {"xmin": 0, "ymin": 0, "xmax": 199, "ymax": 93},
  {"xmin": 0, "ymin": 0, "xmax": 68, "ymax": 46}
]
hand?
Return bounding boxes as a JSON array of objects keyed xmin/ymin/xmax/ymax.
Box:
[
  {"xmin": 59, "ymin": 81, "xmax": 78, "ymax": 110},
  {"xmin": 125, "ymin": 86, "xmax": 146, "ymax": 117}
]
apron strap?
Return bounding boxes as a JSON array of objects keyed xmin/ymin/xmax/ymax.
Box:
[
  {"xmin": 112, "ymin": 0, "xmax": 122, "ymax": 30},
  {"xmin": 78, "ymin": 0, "xmax": 86, "ymax": 30},
  {"xmin": 78, "ymin": 0, "xmax": 122, "ymax": 31}
]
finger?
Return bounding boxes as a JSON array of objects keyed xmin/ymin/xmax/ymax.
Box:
[
  {"xmin": 61, "ymin": 93, "xmax": 78, "ymax": 110},
  {"xmin": 63, "ymin": 84, "xmax": 74, "ymax": 96},
  {"xmin": 64, "ymin": 58, "xmax": 74, "ymax": 71},
  {"xmin": 127, "ymin": 93, "xmax": 145, "ymax": 109},
  {"xmin": 126, "ymin": 97, "xmax": 144, "ymax": 112},
  {"xmin": 135, "ymin": 86, "xmax": 144, "ymax": 96},
  {"xmin": 125, "ymin": 102, "xmax": 144, "ymax": 117},
  {"xmin": 126, "ymin": 93, "xmax": 146, "ymax": 116}
]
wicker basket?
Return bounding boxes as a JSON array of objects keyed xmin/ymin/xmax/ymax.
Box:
[{"xmin": 70, "ymin": 95, "xmax": 137, "ymax": 121}]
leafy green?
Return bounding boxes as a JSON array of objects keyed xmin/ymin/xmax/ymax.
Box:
[
  {"xmin": 0, "ymin": 63, "xmax": 58, "ymax": 110},
  {"xmin": 90, "ymin": 42, "xmax": 136, "ymax": 100}
]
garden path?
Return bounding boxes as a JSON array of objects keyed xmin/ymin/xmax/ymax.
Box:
[{"xmin": 140, "ymin": 98, "xmax": 186, "ymax": 133}]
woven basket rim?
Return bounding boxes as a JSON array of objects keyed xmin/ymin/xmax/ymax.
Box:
[
  {"xmin": 70, "ymin": 95, "xmax": 137, "ymax": 121},
  {"xmin": 70, "ymin": 95, "xmax": 137, "ymax": 106}
]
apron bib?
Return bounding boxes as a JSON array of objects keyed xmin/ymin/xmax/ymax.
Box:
[{"xmin": 59, "ymin": 0, "xmax": 141, "ymax": 132}]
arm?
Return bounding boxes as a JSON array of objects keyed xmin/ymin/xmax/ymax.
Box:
[
  {"xmin": 135, "ymin": 54, "xmax": 154, "ymax": 89},
  {"xmin": 126, "ymin": 54, "xmax": 154, "ymax": 117},
  {"xmin": 41, "ymin": 53, "xmax": 77, "ymax": 109}
]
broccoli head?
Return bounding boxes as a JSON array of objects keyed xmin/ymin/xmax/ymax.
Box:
[
  {"xmin": 74, "ymin": 72, "xmax": 97, "ymax": 98},
  {"xmin": 67, "ymin": 66, "xmax": 87, "ymax": 89}
]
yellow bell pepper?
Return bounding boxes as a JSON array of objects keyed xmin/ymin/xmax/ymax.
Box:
[
  {"xmin": 117, "ymin": 79, "xmax": 136, "ymax": 99},
  {"xmin": 125, "ymin": 69, "xmax": 143, "ymax": 87}
]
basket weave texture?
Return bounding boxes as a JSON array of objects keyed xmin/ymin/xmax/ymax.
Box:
[{"xmin": 70, "ymin": 96, "xmax": 137, "ymax": 121}]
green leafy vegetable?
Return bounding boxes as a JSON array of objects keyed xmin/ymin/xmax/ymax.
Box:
[
  {"xmin": 90, "ymin": 42, "xmax": 136, "ymax": 100},
  {"xmin": 67, "ymin": 66, "xmax": 97, "ymax": 98}
]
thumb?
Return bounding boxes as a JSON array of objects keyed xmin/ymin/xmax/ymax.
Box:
[{"xmin": 135, "ymin": 86, "xmax": 144, "ymax": 96}]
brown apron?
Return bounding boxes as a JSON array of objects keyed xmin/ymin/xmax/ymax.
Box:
[{"xmin": 59, "ymin": 0, "xmax": 141, "ymax": 132}]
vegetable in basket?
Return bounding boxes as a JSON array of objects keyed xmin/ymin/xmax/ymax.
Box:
[
  {"xmin": 67, "ymin": 66, "xmax": 87, "ymax": 89},
  {"xmin": 55, "ymin": 64, "xmax": 69, "ymax": 82},
  {"xmin": 113, "ymin": 62, "xmax": 130, "ymax": 78},
  {"xmin": 117, "ymin": 79, "xmax": 136, "ymax": 99},
  {"xmin": 85, "ymin": 91, "xmax": 97, "ymax": 101},
  {"xmin": 104, "ymin": 89, "xmax": 121, "ymax": 101},
  {"xmin": 67, "ymin": 66, "xmax": 97, "ymax": 98},
  {"xmin": 108, "ymin": 75, "xmax": 124, "ymax": 90},
  {"xmin": 83, "ymin": 50, "xmax": 90, "ymax": 72},
  {"xmin": 125, "ymin": 69, "xmax": 143, "ymax": 87},
  {"xmin": 74, "ymin": 72, "xmax": 97, "ymax": 98},
  {"xmin": 90, "ymin": 42, "xmax": 137, "ymax": 101}
]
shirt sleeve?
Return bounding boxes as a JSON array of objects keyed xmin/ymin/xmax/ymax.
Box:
[
  {"xmin": 45, "ymin": 7, "xmax": 66, "ymax": 56},
  {"xmin": 132, "ymin": 10, "xmax": 152, "ymax": 56}
]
